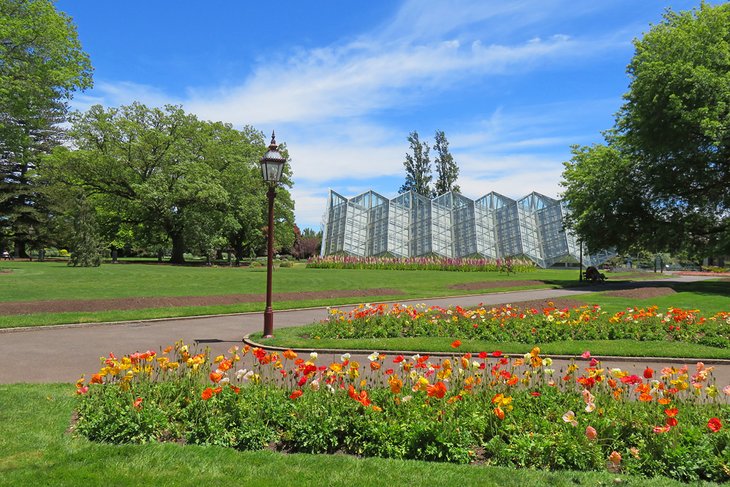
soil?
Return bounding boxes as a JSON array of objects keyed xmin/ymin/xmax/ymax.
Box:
[
  {"xmin": 0, "ymin": 288, "xmax": 404, "ymax": 316},
  {"xmin": 448, "ymin": 280, "xmax": 545, "ymax": 291},
  {"xmin": 601, "ymin": 287, "xmax": 677, "ymax": 299}
]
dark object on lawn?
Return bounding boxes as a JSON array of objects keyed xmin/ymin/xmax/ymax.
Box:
[{"xmin": 584, "ymin": 266, "xmax": 606, "ymax": 283}]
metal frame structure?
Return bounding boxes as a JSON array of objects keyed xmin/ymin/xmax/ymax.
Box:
[{"xmin": 321, "ymin": 189, "xmax": 613, "ymax": 268}]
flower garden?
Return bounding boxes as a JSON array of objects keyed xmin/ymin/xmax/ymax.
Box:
[
  {"xmin": 306, "ymin": 255, "xmax": 535, "ymax": 272},
  {"xmin": 75, "ymin": 337, "xmax": 730, "ymax": 482},
  {"xmin": 310, "ymin": 303, "xmax": 730, "ymax": 349}
]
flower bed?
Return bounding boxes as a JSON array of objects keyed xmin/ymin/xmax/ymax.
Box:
[
  {"xmin": 307, "ymin": 255, "xmax": 535, "ymax": 272},
  {"xmin": 311, "ymin": 303, "xmax": 730, "ymax": 348},
  {"xmin": 75, "ymin": 342, "xmax": 730, "ymax": 482}
]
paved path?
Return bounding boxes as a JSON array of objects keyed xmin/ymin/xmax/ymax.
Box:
[{"xmin": 0, "ymin": 274, "xmax": 727, "ymax": 384}]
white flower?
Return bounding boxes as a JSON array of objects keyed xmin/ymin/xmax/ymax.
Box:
[
  {"xmin": 309, "ymin": 352, "xmax": 318, "ymax": 360},
  {"xmin": 544, "ymin": 369, "xmax": 555, "ymax": 376},
  {"xmin": 524, "ymin": 353, "xmax": 531, "ymax": 361},
  {"xmin": 326, "ymin": 384, "xmax": 336, "ymax": 394},
  {"xmin": 562, "ymin": 410, "xmax": 578, "ymax": 427},
  {"xmin": 220, "ymin": 377, "xmax": 230, "ymax": 385},
  {"xmin": 472, "ymin": 361, "xmax": 480, "ymax": 369},
  {"xmin": 340, "ymin": 353, "xmax": 351, "ymax": 362},
  {"xmin": 544, "ymin": 357, "xmax": 553, "ymax": 366},
  {"xmin": 401, "ymin": 395, "xmax": 412, "ymax": 402},
  {"xmin": 585, "ymin": 402, "xmax": 596, "ymax": 413},
  {"xmin": 368, "ymin": 351, "xmax": 379, "ymax": 362},
  {"xmin": 411, "ymin": 354, "xmax": 420, "ymax": 362},
  {"xmin": 310, "ymin": 379, "xmax": 320, "ymax": 391}
]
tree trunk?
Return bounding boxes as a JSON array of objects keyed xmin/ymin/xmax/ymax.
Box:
[
  {"xmin": 14, "ymin": 239, "xmax": 27, "ymax": 259},
  {"xmin": 169, "ymin": 232, "xmax": 186, "ymax": 264},
  {"xmin": 234, "ymin": 239, "xmax": 244, "ymax": 266}
]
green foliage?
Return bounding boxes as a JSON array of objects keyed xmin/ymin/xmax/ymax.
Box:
[
  {"xmin": 310, "ymin": 303, "xmax": 730, "ymax": 349},
  {"xmin": 74, "ymin": 343, "xmax": 730, "ymax": 482},
  {"xmin": 0, "ymin": 0, "xmax": 93, "ymax": 257},
  {"xmin": 42, "ymin": 104, "xmax": 295, "ymax": 263},
  {"xmin": 67, "ymin": 196, "xmax": 104, "ymax": 267},
  {"xmin": 562, "ymin": 3, "xmax": 730, "ymax": 256},
  {"xmin": 399, "ymin": 131, "xmax": 432, "ymax": 197},
  {"xmin": 433, "ymin": 130, "xmax": 459, "ymax": 196}
]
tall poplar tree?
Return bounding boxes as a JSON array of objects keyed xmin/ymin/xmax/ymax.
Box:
[
  {"xmin": 399, "ymin": 131, "xmax": 432, "ymax": 197},
  {"xmin": 433, "ymin": 130, "xmax": 459, "ymax": 196}
]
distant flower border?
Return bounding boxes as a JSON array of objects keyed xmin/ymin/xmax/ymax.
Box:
[{"xmin": 307, "ymin": 255, "xmax": 535, "ymax": 272}]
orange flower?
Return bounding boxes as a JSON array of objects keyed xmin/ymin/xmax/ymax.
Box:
[
  {"xmin": 585, "ymin": 426, "xmax": 597, "ymax": 440},
  {"xmin": 90, "ymin": 374, "xmax": 104, "ymax": 385},
  {"xmin": 451, "ymin": 340, "xmax": 462, "ymax": 348},
  {"xmin": 427, "ymin": 381, "xmax": 447, "ymax": 399},
  {"xmin": 388, "ymin": 375, "xmax": 403, "ymax": 394},
  {"xmin": 133, "ymin": 397, "xmax": 143, "ymax": 410},
  {"xmin": 638, "ymin": 393, "xmax": 653, "ymax": 402},
  {"xmin": 664, "ymin": 408, "xmax": 679, "ymax": 418},
  {"xmin": 283, "ymin": 349, "xmax": 298, "ymax": 360},
  {"xmin": 370, "ymin": 362, "xmax": 381, "ymax": 371},
  {"xmin": 209, "ymin": 371, "xmax": 223, "ymax": 383},
  {"xmin": 494, "ymin": 407, "xmax": 505, "ymax": 420},
  {"xmin": 289, "ymin": 389, "xmax": 303, "ymax": 400},
  {"xmin": 201, "ymin": 387, "xmax": 214, "ymax": 400},
  {"xmin": 608, "ymin": 451, "xmax": 622, "ymax": 466}
]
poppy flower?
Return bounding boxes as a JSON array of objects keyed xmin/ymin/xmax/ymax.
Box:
[
  {"xmin": 708, "ymin": 417, "xmax": 722, "ymax": 432},
  {"xmin": 492, "ymin": 351, "xmax": 502, "ymax": 357},
  {"xmin": 666, "ymin": 417, "xmax": 678, "ymax": 427},
  {"xmin": 133, "ymin": 397, "xmax": 143, "ymax": 409},
  {"xmin": 427, "ymin": 381, "xmax": 447, "ymax": 399},
  {"xmin": 451, "ymin": 340, "xmax": 462, "ymax": 348},
  {"xmin": 201, "ymin": 387, "xmax": 214, "ymax": 400},
  {"xmin": 209, "ymin": 371, "xmax": 223, "ymax": 383},
  {"xmin": 289, "ymin": 389, "xmax": 303, "ymax": 400},
  {"xmin": 585, "ymin": 426, "xmax": 597, "ymax": 440},
  {"xmin": 643, "ymin": 367, "xmax": 654, "ymax": 379},
  {"xmin": 493, "ymin": 407, "xmax": 505, "ymax": 420},
  {"xmin": 664, "ymin": 408, "xmax": 679, "ymax": 418},
  {"xmin": 283, "ymin": 349, "xmax": 297, "ymax": 360},
  {"xmin": 608, "ymin": 451, "xmax": 621, "ymax": 466}
]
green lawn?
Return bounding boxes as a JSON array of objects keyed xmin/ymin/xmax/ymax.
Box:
[
  {"xmin": 0, "ymin": 261, "xmax": 592, "ymax": 328},
  {"xmin": 0, "ymin": 383, "xmax": 706, "ymax": 487}
]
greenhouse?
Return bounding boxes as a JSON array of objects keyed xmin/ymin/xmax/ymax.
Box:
[{"xmin": 320, "ymin": 189, "xmax": 613, "ymax": 268}]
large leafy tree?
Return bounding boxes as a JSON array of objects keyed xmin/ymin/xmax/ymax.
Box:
[
  {"xmin": 399, "ymin": 131, "xmax": 432, "ymax": 197},
  {"xmin": 43, "ymin": 103, "xmax": 295, "ymax": 263},
  {"xmin": 0, "ymin": 0, "xmax": 92, "ymax": 256},
  {"xmin": 562, "ymin": 3, "xmax": 730, "ymax": 255},
  {"xmin": 432, "ymin": 130, "xmax": 459, "ymax": 196}
]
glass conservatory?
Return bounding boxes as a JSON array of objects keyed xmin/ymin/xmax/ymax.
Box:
[{"xmin": 321, "ymin": 189, "xmax": 612, "ymax": 268}]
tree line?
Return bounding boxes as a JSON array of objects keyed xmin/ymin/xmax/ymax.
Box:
[{"xmin": 0, "ymin": 0, "xmax": 316, "ymax": 265}]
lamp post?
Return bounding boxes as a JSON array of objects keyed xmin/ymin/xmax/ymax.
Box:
[{"xmin": 259, "ymin": 131, "xmax": 287, "ymax": 338}]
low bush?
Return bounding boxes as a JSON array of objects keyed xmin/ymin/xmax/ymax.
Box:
[{"xmin": 75, "ymin": 342, "xmax": 730, "ymax": 482}]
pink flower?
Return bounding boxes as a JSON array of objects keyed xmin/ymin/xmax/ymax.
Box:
[
  {"xmin": 585, "ymin": 426, "xmax": 597, "ymax": 440},
  {"xmin": 581, "ymin": 351, "xmax": 591, "ymax": 359}
]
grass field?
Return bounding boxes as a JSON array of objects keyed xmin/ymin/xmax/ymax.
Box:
[
  {"xmin": 0, "ymin": 261, "xmax": 589, "ymax": 328},
  {"xmin": 0, "ymin": 383, "xmax": 702, "ymax": 487}
]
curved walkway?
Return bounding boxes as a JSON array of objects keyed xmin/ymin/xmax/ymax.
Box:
[{"xmin": 0, "ymin": 274, "xmax": 726, "ymax": 384}]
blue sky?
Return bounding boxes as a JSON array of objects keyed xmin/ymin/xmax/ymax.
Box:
[{"xmin": 56, "ymin": 0, "xmax": 716, "ymax": 230}]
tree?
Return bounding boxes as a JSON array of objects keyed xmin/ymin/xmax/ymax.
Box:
[
  {"xmin": 67, "ymin": 195, "xmax": 103, "ymax": 267},
  {"xmin": 43, "ymin": 103, "xmax": 296, "ymax": 264},
  {"xmin": 432, "ymin": 130, "xmax": 459, "ymax": 196},
  {"xmin": 561, "ymin": 3, "xmax": 730, "ymax": 256},
  {"xmin": 399, "ymin": 131, "xmax": 432, "ymax": 197},
  {"xmin": 292, "ymin": 226, "xmax": 321, "ymax": 259},
  {"xmin": 0, "ymin": 0, "xmax": 92, "ymax": 257}
]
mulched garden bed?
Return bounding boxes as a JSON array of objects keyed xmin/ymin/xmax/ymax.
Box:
[
  {"xmin": 448, "ymin": 280, "xmax": 545, "ymax": 291},
  {"xmin": 0, "ymin": 288, "xmax": 404, "ymax": 316}
]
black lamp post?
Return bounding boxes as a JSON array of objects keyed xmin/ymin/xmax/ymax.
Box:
[{"xmin": 259, "ymin": 131, "xmax": 287, "ymax": 338}]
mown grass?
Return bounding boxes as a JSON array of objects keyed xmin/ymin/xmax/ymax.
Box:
[
  {"xmin": 0, "ymin": 384, "xmax": 707, "ymax": 486},
  {"xmin": 0, "ymin": 262, "xmax": 595, "ymax": 329}
]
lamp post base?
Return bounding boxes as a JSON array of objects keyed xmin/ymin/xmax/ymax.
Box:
[{"xmin": 263, "ymin": 307, "xmax": 274, "ymax": 338}]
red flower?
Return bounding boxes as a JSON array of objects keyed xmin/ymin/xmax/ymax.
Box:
[
  {"xmin": 133, "ymin": 397, "xmax": 143, "ymax": 410},
  {"xmin": 289, "ymin": 389, "xmax": 303, "ymax": 400},
  {"xmin": 666, "ymin": 417, "xmax": 678, "ymax": 427},
  {"xmin": 492, "ymin": 351, "xmax": 503, "ymax": 357},
  {"xmin": 451, "ymin": 340, "xmax": 462, "ymax": 348},
  {"xmin": 530, "ymin": 391, "xmax": 541, "ymax": 397},
  {"xmin": 393, "ymin": 355, "xmax": 405, "ymax": 363},
  {"xmin": 643, "ymin": 367, "xmax": 654, "ymax": 379},
  {"xmin": 427, "ymin": 381, "xmax": 447, "ymax": 399},
  {"xmin": 201, "ymin": 387, "xmax": 214, "ymax": 400},
  {"xmin": 664, "ymin": 408, "xmax": 679, "ymax": 418},
  {"xmin": 708, "ymin": 417, "xmax": 722, "ymax": 433},
  {"xmin": 478, "ymin": 351, "xmax": 488, "ymax": 359}
]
